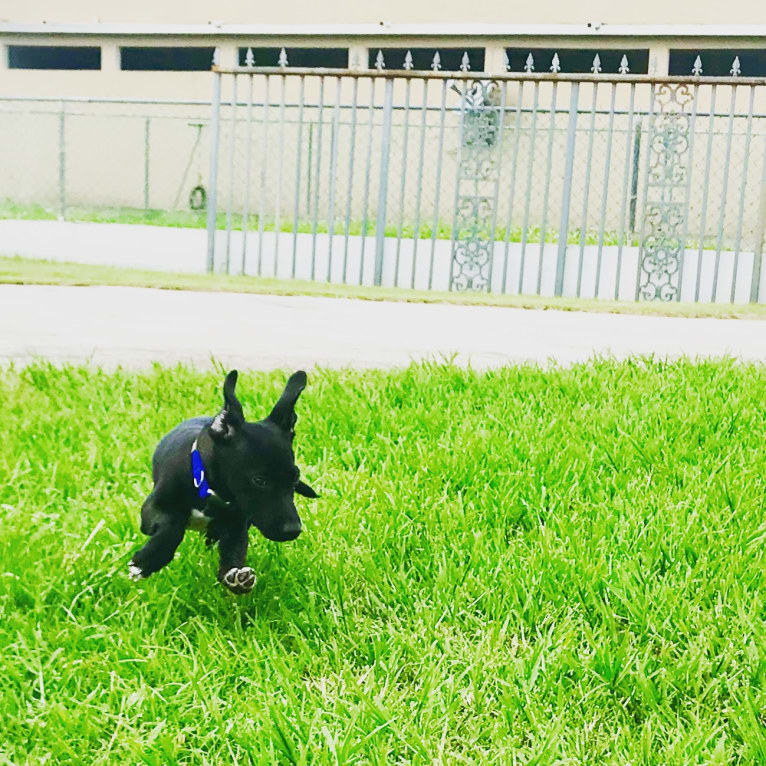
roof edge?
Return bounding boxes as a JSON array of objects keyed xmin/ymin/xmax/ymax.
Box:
[{"xmin": 0, "ymin": 22, "xmax": 765, "ymax": 39}]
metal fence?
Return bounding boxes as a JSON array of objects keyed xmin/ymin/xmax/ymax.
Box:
[
  {"xmin": 0, "ymin": 96, "xmax": 213, "ymax": 218},
  {"xmin": 206, "ymin": 61, "xmax": 766, "ymax": 303},
  {"xmin": 1, "ymin": 61, "xmax": 765, "ymax": 304}
]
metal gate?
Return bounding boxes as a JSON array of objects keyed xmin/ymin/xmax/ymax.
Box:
[{"xmin": 205, "ymin": 54, "xmax": 766, "ymax": 304}]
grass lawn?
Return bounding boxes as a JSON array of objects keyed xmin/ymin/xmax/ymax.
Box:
[
  {"xmin": 0, "ymin": 200, "xmax": 639, "ymax": 245},
  {"xmin": 0, "ymin": 361, "xmax": 764, "ymax": 763},
  {"xmin": 2, "ymin": 256, "xmax": 766, "ymax": 320}
]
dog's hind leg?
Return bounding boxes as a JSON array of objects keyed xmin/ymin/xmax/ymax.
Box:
[
  {"xmin": 216, "ymin": 512, "xmax": 255, "ymax": 594},
  {"xmin": 129, "ymin": 494, "xmax": 187, "ymax": 580}
]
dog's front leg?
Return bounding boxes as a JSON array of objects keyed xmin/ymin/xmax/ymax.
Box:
[
  {"xmin": 217, "ymin": 511, "xmax": 255, "ymax": 594},
  {"xmin": 129, "ymin": 498, "xmax": 188, "ymax": 580}
]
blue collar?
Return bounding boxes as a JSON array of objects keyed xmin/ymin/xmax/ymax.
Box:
[{"xmin": 191, "ymin": 438, "xmax": 217, "ymax": 501}]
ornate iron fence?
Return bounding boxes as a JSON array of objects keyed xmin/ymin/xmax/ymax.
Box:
[{"xmin": 205, "ymin": 53, "xmax": 766, "ymax": 304}]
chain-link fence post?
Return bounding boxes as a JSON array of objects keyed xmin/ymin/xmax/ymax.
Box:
[
  {"xmin": 144, "ymin": 117, "xmax": 151, "ymax": 212},
  {"xmin": 58, "ymin": 99, "xmax": 66, "ymax": 220}
]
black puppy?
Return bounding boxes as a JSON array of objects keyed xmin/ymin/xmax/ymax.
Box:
[{"xmin": 128, "ymin": 369, "xmax": 317, "ymax": 594}]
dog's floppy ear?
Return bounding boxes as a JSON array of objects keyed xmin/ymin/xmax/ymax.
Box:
[
  {"xmin": 268, "ymin": 370, "xmax": 307, "ymax": 433},
  {"xmin": 295, "ymin": 480, "xmax": 319, "ymax": 499},
  {"xmin": 210, "ymin": 370, "xmax": 245, "ymax": 441}
]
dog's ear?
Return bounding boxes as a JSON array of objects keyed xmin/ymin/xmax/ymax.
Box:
[
  {"xmin": 210, "ymin": 370, "xmax": 245, "ymax": 441},
  {"xmin": 295, "ymin": 480, "xmax": 319, "ymax": 499},
  {"xmin": 268, "ymin": 370, "xmax": 307, "ymax": 433}
]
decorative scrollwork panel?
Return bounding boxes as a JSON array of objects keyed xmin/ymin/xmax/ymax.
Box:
[
  {"xmin": 449, "ymin": 79, "xmax": 503, "ymax": 292},
  {"xmin": 638, "ymin": 83, "xmax": 693, "ymax": 301}
]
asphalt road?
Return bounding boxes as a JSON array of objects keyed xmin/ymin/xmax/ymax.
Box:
[{"xmin": 1, "ymin": 284, "xmax": 764, "ymax": 370}]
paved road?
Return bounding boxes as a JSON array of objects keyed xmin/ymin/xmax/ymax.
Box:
[{"xmin": 1, "ymin": 284, "xmax": 764, "ymax": 370}]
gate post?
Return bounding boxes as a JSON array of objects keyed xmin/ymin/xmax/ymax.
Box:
[
  {"xmin": 628, "ymin": 121, "xmax": 642, "ymax": 233},
  {"xmin": 206, "ymin": 55, "xmax": 223, "ymax": 274},
  {"xmin": 554, "ymin": 83, "xmax": 579, "ymax": 297},
  {"xmin": 374, "ymin": 77, "xmax": 394, "ymax": 286}
]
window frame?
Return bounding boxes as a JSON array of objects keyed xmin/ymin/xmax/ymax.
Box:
[
  {"xmin": 367, "ymin": 48, "xmax": 486, "ymax": 72},
  {"xmin": 7, "ymin": 45, "xmax": 102, "ymax": 71},
  {"xmin": 237, "ymin": 47, "xmax": 349, "ymax": 68},
  {"xmin": 119, "ymin": 46, "xmax": 216, "ymax": 72},
  {"xmin": 504, "ymin": 47, "xmax": 650, "ymax": 75},
  {"xmin": 668, "ymin": 48, "xmax": 766, "ymax": 77}
]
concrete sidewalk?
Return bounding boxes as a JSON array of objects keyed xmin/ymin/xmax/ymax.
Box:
[
  {"xmin": 2, "ymin": 219, "xmax": 764, "ymax": 302},
  {"xmin": 1, "ymin": 284, "xmax": 764, "ymax": 370}
]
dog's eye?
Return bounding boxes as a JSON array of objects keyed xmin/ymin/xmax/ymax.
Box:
[{"xmin": 251, "ymin": 476, "xmax": 269, "ymax": 489}]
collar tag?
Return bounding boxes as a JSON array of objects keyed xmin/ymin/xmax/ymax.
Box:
[{"xmin": 191, "ymin": 438, "xmax": 215, "ymax": 501}]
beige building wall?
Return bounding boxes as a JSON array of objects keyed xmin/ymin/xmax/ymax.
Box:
[
  {"xmin": 1, "ymin": 31, "xmax": 765, "ymax": 101},
  {"xmin": 2, "ymin": 0, "xmax": 765, "ymax": 25}
]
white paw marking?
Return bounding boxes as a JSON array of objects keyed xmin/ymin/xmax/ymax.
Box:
[
  {"xmin": 222, "ymin": 566, "xmax": 256, "ymax": 593},
  {"xmin": 127, "ymin": 563, "xmax": 145, "ymax": 581}
]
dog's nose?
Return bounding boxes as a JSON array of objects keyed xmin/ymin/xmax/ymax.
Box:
[{"xmin": 279, "ymin": 520, "xmax": 302, "ymax": 541}]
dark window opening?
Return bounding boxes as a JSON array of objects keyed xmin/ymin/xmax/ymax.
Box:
[
  {"xmin": 120, "ymin": 47, "xmax": 215, "ymax": 71},
  {"xmin": 238, "ymin": 47, "xmax": 349, "ymax": 68},
  {"xmin": 368, "ymin": 48, "xmax": 485, "ymax": 72},
  {"xmin": 669, "ymin": 49, "xmax": 766, "ymax": 77},
  {"xmin": 505, "ymin": 48, "xmax": 649, "ymax": 75},
  {"xmin": 8, "ymin": 45, "xmax": 101, "ymax": 70}
]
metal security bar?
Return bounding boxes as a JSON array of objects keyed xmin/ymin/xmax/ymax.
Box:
[{"xmin": 206, "ymin": 55, "xmax": 766, "ymax": 303}]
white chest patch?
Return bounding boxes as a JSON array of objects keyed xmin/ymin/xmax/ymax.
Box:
[{"xmin": 187, "ymin": 508, "xmax": 211, "ymax": 531}]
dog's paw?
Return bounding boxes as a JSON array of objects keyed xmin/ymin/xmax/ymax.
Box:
[
  {"xmin": 127, "ymin": 563, "xmax": 146, "ymax": 581},
  {"xmin": 221, "ymin": 566, "xmax": 256, "ymax": 594}
]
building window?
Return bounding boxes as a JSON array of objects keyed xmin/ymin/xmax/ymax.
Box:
[
  {"xmin": 368, "ymin": 48, "xmax": 485, "ymax": 72},
  {"xmin": 238, "ymin": 47, "xmax": 349, "ymax": 68},
  {"xmin": 505, "ymin": 48, "xmax": 649, "ymax": 74},
  {"xmin": 8, "ymin": 45, "xmax": 101, "ymax": 70},
  {"xmin": 120, "ymin": 47, "xmax": 215, "ymax": 71},
  {"xmin": 669, "ymin": 49, "xmax": 766, "ymax": 76}
]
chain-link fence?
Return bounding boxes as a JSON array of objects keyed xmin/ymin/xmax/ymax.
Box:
[
  {"xmin": 2, "ymin": 68, "xmax": 766, "ymax": 303},
  {"xmin": 0, "ymin": 96, "xmax": 212, "ymax": 221}
]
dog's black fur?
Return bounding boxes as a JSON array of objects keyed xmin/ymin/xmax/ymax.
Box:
[{"xmin": 129, "ymin": 369, "xmax": 317, "ymax": 594}]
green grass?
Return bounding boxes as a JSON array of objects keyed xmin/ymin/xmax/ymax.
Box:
[
  {"xmin": 2, "ymin": 200, "xmax": 730, "ymax": 251},
  {"xmin": 3, "ymin": 256, "xmax": 766, "ymax": 321},
  {"xmin": 1, "ymin": 200, "xmax": 644, "ymax": 245},
  {"xmin": 1, "ymin": 200, "xmax": 212, "ymax": 229},
  {"xmin": 0, "ymin": 361, "xmax": 764, "ymax": 763}
]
